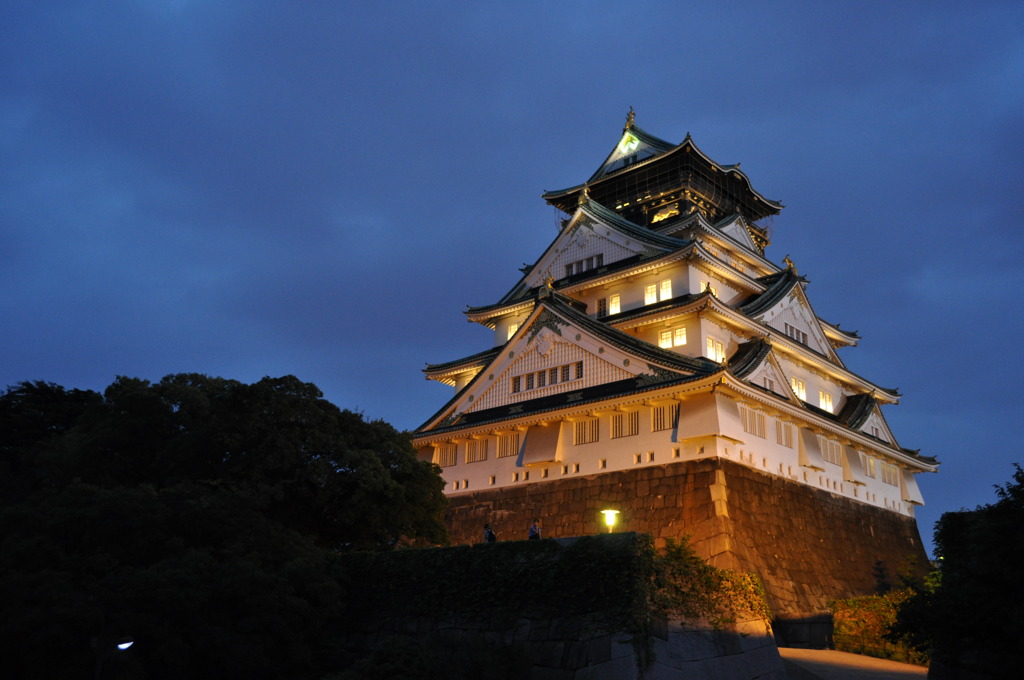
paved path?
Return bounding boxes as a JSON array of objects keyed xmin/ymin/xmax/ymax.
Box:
[{"xmin": 780, "ymin": 648, "xmax": 928, "ymax": 680}]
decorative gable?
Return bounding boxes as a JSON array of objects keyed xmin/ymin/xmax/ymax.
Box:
[
  {"xmin": 745, "ymin": 358, "xmax": 793, "ymax": 400},
  {"xmin": 718, "ymin": 217, "xmax": 760, "ymax": 255},
  {"xmin": 859, "ymin": 409, "xmax": 896, "ymax": 446},
  {"xmin": 523, "ymin": 212, "xmax": 663, "ymax": 288},
  {"xmin": 757, "ymin": 287, "xmax": 837, "ymax": 360}
]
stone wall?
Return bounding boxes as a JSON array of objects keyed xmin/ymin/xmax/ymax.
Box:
[
  {"xmin": 348, "ymin": 613, "xmax": 784, "ymax": 680},
  {"xmin": 444, "ymin": 458, "xmax": 929, "ymax": 643}
]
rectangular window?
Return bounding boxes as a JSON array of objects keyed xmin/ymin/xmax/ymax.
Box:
[
  {"xmin": 511, "ymin": 376, "xmax": 521, "ymax": 393},
  {"xmin": 561, "ymin": 365, "xmax": 570, "ymax": 382},
  {"xmin": 537, "ymin": 371, "xmax": 546, "ymax": 388},
  {"xmin": 764, "ymin": 377, "xmax": 776, "ymax": 392},
  {"xmin": 706, "ymin": 337, "xmax": 725, "ymax": 362},
  {"xmin": 465, "ymin": 439, "xmax": 487, "ymax": 463},
  {"xmin": 652, "ymin": 403, "xmax": 679, "ymax": 432},
  {"xmin": 644, "ymin": 283, "xmax": 658, "ymax": 305},
  {"xmin": 881, "ymin": 461, "xmax": 899, "ymax": 486},
  {"xmin": 860, "ymin": 453, "xmax": 877, "ymax": 478},
  {"xmin": 525, "ymin": 374, "xmax": 535, "ymax": 390},
  {"xmin": 597, "ymin": 298, "xmax": 608, "ymax": 316},
  {"xmin": 575, "ymin": 361, "xmax": 584, "ymax": 379},
  {"xmin": 660, "ymin": 279, "xmax": 672, "ymax": 300},
  {"xmin": 818, "ymin": 391, "xmax": 833, "ymax": 413},
  {"xmin": 435, "ymin": 444, "xmax": 456, "ymax": 467},
  {"xmin": 513, "ymin": 361, "xmax": 582, "ymax": 394},
  {"xmin": 549, "ymin": 368, "xmax": 558, "ymax": 384},
  {"xmin": 674, "ymin": 327, "xmax": 687, "ymax": 346},
  {"xmin": 574, "ymin": 418, "xmax": 599, "ymax": 445},
  {"xmin": 785, "ymin": 323, "xmax": 808, "ymax": 345},
  {"xmin": 507, "ymin": 322, "xmax": 519, "ymax": 340},
  {"xmin": 497, "ymin": 433, "xmax": 519, "ymax": 458},
  {"xmin": 818, "ymin": 436, "xmax": 842, "ymax": 466},
  {"xmin": 776, "ymin": 421, "xmax": 794, "ymax": 448},
  {"xmin": 791, "ymin": 377, "xmax": 806, "ymax": 401},
  {"xmin": 609, "ymin": 294, "xmax": 620, "ymax": 315},
  {"xmin": 612, "ymin": 411, "xmax": 639, "ymax": 438},
  {"xmin": 659, "ymin": 330, "xmax": 673, "ymax": 348},
  {"xmin": 739, "ymin": 404, "xmax": 766, "ymax": 438}
]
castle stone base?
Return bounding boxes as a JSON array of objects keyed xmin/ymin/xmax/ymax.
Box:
[{"xmin": 444, "ymin": 458, "xmax": 928, "ymax": 644}]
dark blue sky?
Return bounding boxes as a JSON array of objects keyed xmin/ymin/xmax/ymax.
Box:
[{"xmin": 3, "ymin": 1, "xmax": 1022, "ymax": 555}]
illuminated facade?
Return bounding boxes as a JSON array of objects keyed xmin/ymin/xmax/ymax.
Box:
[{"xmin": 413, "ymin": 112, "xmax": 935, "ymax": 523}]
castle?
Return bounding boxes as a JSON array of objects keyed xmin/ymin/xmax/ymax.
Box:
[{"xmin": 412, "ymin": 112, "xmax": 936, "ymax": 641}]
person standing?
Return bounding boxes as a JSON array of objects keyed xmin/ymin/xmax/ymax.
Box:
[
  {"xmin": 483, "ymin": 523, "xmax": 497, "ymax": 543},
  {"xmin": 528, "ymin": 518, "xmax": 542, "ymax": 540}
]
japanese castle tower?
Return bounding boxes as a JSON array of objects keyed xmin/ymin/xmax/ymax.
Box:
[{"xmin": 413, "ymin": 112, "xmax": 936, "ymax": 640}]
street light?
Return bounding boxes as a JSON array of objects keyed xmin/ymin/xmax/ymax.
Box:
[{"xmin": 600, "ymin": 509, "xmax": 619, "ymax": 533}]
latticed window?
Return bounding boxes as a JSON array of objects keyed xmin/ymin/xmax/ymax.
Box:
[
  {"xmin": 435, "ymin": 444, "xmax": 456, "ymax": 467},
  {"xmin": 652, "ymin": 403, "xmax": 679, "ymax": 432},
  {"xmin": 574, "ymin": 418, "xmax": 599, "ymax": 445},
  {"xmin": 776, "ymin": 421, "xmax": 793, "ymax": 448},
  {"xmin": 611, "ymin": 411, "xmax": 639, "ymax": 438},
  {"xmin": 818, "ymin": 391, "xmax": 833, "ymax": 413},
  {"xmin": 791, "ymin": 377, "xmax": 806, "ymax": 401},
  {"xmin": 881, "ymin": 462, "xmax": 899, "ymax": 486},
  {"xmin": 609, "ymin": 294, "xmax": 620, "ymax": 314},
  {"xmin": 739, "ymin": 404, "xmax": 766, "ymax": 438},
  {"xmin": 860, "ymin": 452, "xmax": 877, "ymax": 478},
  {"xmin": 497, "ymin": 433, "xmax": 519, "ymax": 458},
  {"xmin": 817, "ymin": 436, "xmax": 842, "ymax": 466},
  {"xmin": 645, "ymin": 283, "xmax": 657, "ymax": 305},
  {"xmin": 706, "ymin": 337, "xmax": 725, "ymax": 362},
  {"xmin": 465, "ymin": 439, "xmax": 487, "ymax": 463}
]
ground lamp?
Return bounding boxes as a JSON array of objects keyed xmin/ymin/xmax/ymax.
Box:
[{"xmin": 600, "ymin": 509, "xmax": 619, "ymax": 533}]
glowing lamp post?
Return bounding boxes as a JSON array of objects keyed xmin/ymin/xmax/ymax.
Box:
[{"xmin": 600, "ymin": 509, "xmax": 620, "ymax": 533}]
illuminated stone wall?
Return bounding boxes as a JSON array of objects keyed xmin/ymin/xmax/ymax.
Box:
[{"xmin": 443, "ymin": 457, "xmax": 929, "ymax": 642}]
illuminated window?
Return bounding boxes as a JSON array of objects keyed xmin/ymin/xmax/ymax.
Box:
[
  {"xmin": 497, "ymin": 433, "xmax": 519, "ymax": 458},
  {"xmin": 881, "ymin": 462, "xmax": 899, "ymax": 486},
  {"xmin": 739, "ymin": 404, "xmax": 766, "ymax": 439},
  {"xmin": 612, "ymin": 411, "xmax": 639, "ymax": 438},
  {"xmin": 817, "ymin": 436, "xmax": 842, "ymax": 466},
  {"xmin": 465, "ymin": 439, "xmax": 487, "ymax": 463},
  {"xmin": 507, "ymin": 323, "xmax": 519, "ymax": 340},
  {"xmin": 645, "ymin": 284, "xmax": 657, "ymax": 305},
  {"xmin": 661, "ymin": 327, "xmax": 687, "ymax": 348},
  {"xmin": 609, "ymin": 294, "xmax": 620, "ymax": 314},
  {"xmin": 435, "ymin": 444, "xmax": 456, "ymax": 467},
  {"xmin": 818, "ymin": 391, "xmax": 833, "ymax": 413},
  {"xmin": 860, "ymin": 453, "xmax": 877, "ymax": 478},
  {"xmin": 574, "ymin": 418, "xmax": 599, "ymax": 445},
  {"xmin": 791, "ymin": 378, "xmax": 806, "ymax": 401},
  {"xmin": 660, "ymin": 279, "xmax": 672, "ymax": 300},
  {"xmin": 706, "ymin": 337, "xmax": 726, "ymax": 362},
  {"xmin": 776, "ymin": 421, "xmax": 793, "ymax": 448},
  {"xmin": 652, "ymin": 403, "xmax": 679, "ymax": 432},
  {"xmin": 701, "ymin": 281, "xmax": 718, "ymax": 297}
]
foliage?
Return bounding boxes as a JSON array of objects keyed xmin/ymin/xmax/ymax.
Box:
[
  {"xmin": 651, "ymin": 537, "xmax": 771, "ymax": 629},
  {"xmin": 0, "ymin": 375, "xmax": 448, "ymax": 679},
  {"xmin": 829, "ymin": 588, "xmax": 928, "ymax": 665},
  {"xmin": 891, "ymin": 464, "xmax": 1024, "ymax": 676}
]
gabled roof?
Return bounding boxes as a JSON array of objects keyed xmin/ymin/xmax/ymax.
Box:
[
  {"xmin": 469, "ymin": 196, "xmax": 690, "ymax": 315},
  {"xmin": 542, "ymin": 114, "xmax": 783, "ymax": 222},
  {"xmin": 417, "ymin": 291, "xmax": 719, "ymax": 434}
]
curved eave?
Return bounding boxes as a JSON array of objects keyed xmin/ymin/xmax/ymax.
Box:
[
  {"xmin": 716, "ymin": 376, "xmax": 935, "ymax": 472},
  {"xmin": 644, "ymin": 293, "xmax": 901, "ymax": 402},
  {"xmin": 423, "ymin": 346, "xmax": 503, "ymax": 382},
  {"xmin": 543, "ymin": 133, "xmax": 783, "ymax": 219}
]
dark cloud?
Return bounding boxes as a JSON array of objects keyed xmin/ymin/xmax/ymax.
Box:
[{"xmin": 3, "ymin": 1, "xmax": 1023, "ymax": 554}]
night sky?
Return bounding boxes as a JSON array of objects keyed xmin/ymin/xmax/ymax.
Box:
[{"xmin": 3, "ymin": 2, "xmax": 1022, "ymax": 556}]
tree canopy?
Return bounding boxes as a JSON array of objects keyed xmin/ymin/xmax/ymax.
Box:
[{"xmin": 0, "ymin": 375, "xmax": 448, "ymax": 679}]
